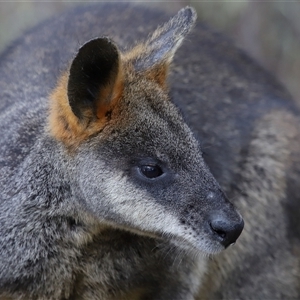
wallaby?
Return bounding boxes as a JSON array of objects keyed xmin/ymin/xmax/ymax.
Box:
[{"xmin": 0, "ymin": 3, "xmax": 299, "ymax": 300}]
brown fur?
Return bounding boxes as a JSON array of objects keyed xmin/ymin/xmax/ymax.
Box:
[
  {"xmin": 49, "ymin": 46, "xmax": 171, "ymax": 149},
  {"xmin": 49, "ymin": 63, "xmax": 124, "ymax": 148},
  {"xmin": 123, "ymin": 49, "xmax": 170, "ymax": 89}
]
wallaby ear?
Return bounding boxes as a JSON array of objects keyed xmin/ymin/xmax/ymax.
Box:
[
  {"xmin": 49, "ymin": 38, "xmax": 123, "ymax": 147},
  {"xmin": 68, "ymin": 38, "xmax": 123, "ymax": 122},
  {"xmin": 124, "ymin": 7, "xmax": 197, "ymax": 87}
]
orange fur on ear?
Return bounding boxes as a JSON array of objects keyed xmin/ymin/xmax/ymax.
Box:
[
  {"xmin": 49, "ymin": 68, "xmax": 123, "ymax": 148},
  {"xmin": 144, "ymin": 63, "xmax": 169, "ymax": 90},
  {"xmin": 123, "ymin": 46, "xmax": 170, "ymax": 90},
  {"xmin": 96, "ymin": 63, "xmax": 124, "ymax": 120}
]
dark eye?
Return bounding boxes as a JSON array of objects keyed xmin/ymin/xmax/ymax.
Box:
[{"xmin": 139, "ymin": 165, "xmax": 163, "ymax": 179}]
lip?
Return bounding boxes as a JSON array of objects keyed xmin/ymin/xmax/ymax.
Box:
[{"xmin": 168, "ymin": 233, "xmax": 226, "ymax": 256}]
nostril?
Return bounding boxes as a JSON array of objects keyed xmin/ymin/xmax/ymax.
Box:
[
  {"xmin": 209, "ymin": 217, "xmax": 244, "ymax": 248},
  {"xmin": 210, "ymin": 223, "xmax": 226, "ymax": 239},
  {"xmin": 209, "ymin": 222, "xmax": 226, "ymax": 239}
]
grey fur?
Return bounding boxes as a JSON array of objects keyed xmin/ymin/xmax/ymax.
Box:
[{"xmin": 0, "ymin": 3, "xmax": 299, "ymax": 299}]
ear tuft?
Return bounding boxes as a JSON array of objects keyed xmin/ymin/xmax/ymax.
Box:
[
  {"xmin": 124, "ymin": 6, "xmax": 197, "ymax": 87},
  {"xmin": 139, "ymin": 6, "xmax": 197, "ymax": 69},
  {"xmin": 124, "ymin": 6, "xmax": 197, "ymax": 88}
]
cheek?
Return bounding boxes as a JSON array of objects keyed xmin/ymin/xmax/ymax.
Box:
[
  {"xmin": 76, "ymin": 151, "xmax": 183, "ymax": 237},
  {"xmin": 101, "ymin": 173, "xmax": 182, "ymax": 233}
]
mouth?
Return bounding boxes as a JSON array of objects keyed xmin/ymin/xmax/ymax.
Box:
[{"xmin": 167, "ymin": 233, "xmax": 226, "ymax": 256}]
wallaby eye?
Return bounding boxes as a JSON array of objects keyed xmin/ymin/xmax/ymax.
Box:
[{"xmin": 140, "ymin": 165, "xmax": 163, "ymax": 179}]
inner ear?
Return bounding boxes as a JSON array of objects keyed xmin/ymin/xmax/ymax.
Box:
[{"xmin": 67, "ymin": 38, "xmax": 122, "ymax": 122}]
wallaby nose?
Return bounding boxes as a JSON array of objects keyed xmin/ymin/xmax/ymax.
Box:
[{"xmin": 209, "ymin": 216, "xmax": 244, "ymax": 248}]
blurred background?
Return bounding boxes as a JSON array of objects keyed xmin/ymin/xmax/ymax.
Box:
[{"xmin": 1, "ymin": 1, "xmax": 300, "ymax": 105}]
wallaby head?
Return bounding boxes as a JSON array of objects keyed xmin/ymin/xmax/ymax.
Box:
[{"xmin": 49, "ymin": 7, "xmax": 243, "ymax": 255}]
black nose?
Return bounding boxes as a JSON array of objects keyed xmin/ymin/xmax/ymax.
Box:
[{"xmin": 209, "ymin": 216, "xmax": 244, "ymax": 248}]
